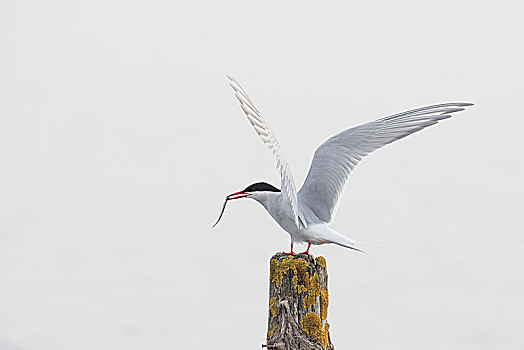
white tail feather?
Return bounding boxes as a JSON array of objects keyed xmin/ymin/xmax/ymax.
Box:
[{"xmin": 312, "ymin": 225, "xmax": 382, "ymax": 253}]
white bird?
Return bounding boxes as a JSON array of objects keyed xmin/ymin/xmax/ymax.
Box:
[{"xmin": 213, "ymin": 76, "xmax": 472, "ymax": 254}]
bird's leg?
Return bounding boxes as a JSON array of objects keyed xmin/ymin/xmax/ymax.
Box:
[
  {"xmin": 299, "ymin": 243, "xmax": 311, "ymax": 255},
  {"xmin": 283, "ymin": 243, "xmax": 295, "ymax": 255}
]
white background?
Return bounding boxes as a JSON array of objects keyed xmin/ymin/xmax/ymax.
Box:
[{"xmin": 1, "ymin": 0, "xmax": 523, "ymax": 349}]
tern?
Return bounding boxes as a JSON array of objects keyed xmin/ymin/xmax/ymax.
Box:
[{"xmin": 213, "ymin": 76, "xmax": 472, "ymax": 254}]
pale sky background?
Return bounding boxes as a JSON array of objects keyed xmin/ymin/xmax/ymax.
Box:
[{"xmin": 1, "ymin": 0, "xmax": 523, "ymax": 349}]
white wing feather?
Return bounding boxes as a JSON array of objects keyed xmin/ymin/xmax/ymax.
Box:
[
  {"xmin": 227, "ymin": 76, "xmax": 305, "ymax": 228},
  {"xmin": 298, "ymin": 103, "xmax": 473, "ymax": 223}
]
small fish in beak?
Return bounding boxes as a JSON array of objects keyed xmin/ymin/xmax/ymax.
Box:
[{"xmin": 211, "ymin": 191, "xmax": 250, "ymax": 228}]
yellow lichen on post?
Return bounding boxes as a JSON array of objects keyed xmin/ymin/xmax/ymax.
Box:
[
  {"xmin": 304, "ymin": 272, "xmax": 321, "ymax": 309},
  {"xmin": 315, "ymin": 256, "xmax": 327, "ymax": 269},
  {"xmin": 320, "ymin": 323, "xmax": 330, "ymax": 348},
  {"xmin": 269, "ymin": 259, "xmax": 280, "ymax": 285},
  {"xmin": 301, "ymin": 312, "xmax": 331, "ymax": 349},
  {"xmin": 292, "ymin": 273, "xmax": 298, "ymax": 287},
  {"xmin": 301, "ymin": 312, "xmax": 322, "ymax": 340},
  {"xmin": 270, "ymin": 256, "xmax": 310, "ymax": 286},
  {"xmin": 267, "ymin": 253, "xmax": 334, "ymax": 349},
  {"xmin": 300, "ymin": 312, "xmax": 330, "ymax": 348},
  {"xmin": 267, "ymin": 325, "xmax": 277, "ymax": 341},
  {"xmin": 320, "ymin": 289, "xmax": 329, "ymax": 320},
  {"xmin": 269, "ymin": 297, "xmax": 278, "ymax": 317},
  {"xmin": 270, "ymin": 256, "xmax": 323, "ymax": 309},
  {"xmin": 298, "ymin": 284, "xmax": 308, "ymax": 294}
]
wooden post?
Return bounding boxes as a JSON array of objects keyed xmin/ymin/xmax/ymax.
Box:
[{"xmin": 266, "ymin": 253, "xmax": 335, "ymax": 350}]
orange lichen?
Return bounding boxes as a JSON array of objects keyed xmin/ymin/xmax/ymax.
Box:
[
  {"xmin": 269, "ymin": 259, "xmax": 279, "ymax": 284},
  {"xmin": 270, "ymin": 254, "xmax": 330, "ymax": 345},
  {"xmin": 301, "ymin": 312, "xmax": 322, "ymax": 340},
  {"xmin": 315, "ymin": 256, "xmax": 327, "ymax": 269},
  {"xmin": 266, "ymin": 325, "xmax": 277, "ymax": 341},
  {"xmin": 298, "ymin": 270, "xmax": 310, "ymax": 292},
  {"xmin": 300, "ymin": 312, "xmax": 330, "ymax": 349},
  {"xmin": 269, "ymin": 297, "xmax": 278, "ymax": 318},
  {"xmin": 270, "ymin": 256, "xmax": 309, "ymax": 286},
  {"xmin": 292, "ymin": 274, "xmax": 298, "ymax": 287},
  {"xmin": 304, "ymin": 272, "xmax": 321, "ymax": 310},
  {"xmin": 320, "ymin": 289, "xmax": 329, "ymax": 320},
  {"xmin": 321, "ymin": 322, "xmax": 330, "ymax": 348},
  {"xmin": 300, "ymin": 312, "xmax": 329, "ymax": 349}
]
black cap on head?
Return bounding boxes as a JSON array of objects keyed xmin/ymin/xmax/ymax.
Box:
[{"xmin": 244, "ymin": 182, "xmax": 281, "ymax": 193}]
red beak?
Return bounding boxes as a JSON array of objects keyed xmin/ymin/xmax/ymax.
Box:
[{"xmin": 228, "ymin": 191, "xmax": 251, "ymax": 200}]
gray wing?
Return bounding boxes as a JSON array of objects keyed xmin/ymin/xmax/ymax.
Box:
[
  {"xmin": 298, "ymin": 102, "xmax": 473, "ymax": 223},
  {"xmin": 227, "ymin": 76, "xmax": 306, "ymax": 228}
]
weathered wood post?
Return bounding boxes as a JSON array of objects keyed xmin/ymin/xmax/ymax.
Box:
[{"xmin": 266, "ymin": 253, "xmax": 335, "ymax": 350}]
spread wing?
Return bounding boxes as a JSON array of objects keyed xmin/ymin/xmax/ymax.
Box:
[
  {"xmin": 227, "ymin": 76, "xmax": 305, "ymax": 228},
  {"xmin": 298, "ymin": 103, "xmax": 473, "ymax": 223}
]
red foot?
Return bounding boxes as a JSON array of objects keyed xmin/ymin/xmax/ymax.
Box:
[
  {"xmin": 299, "ymin": 243, "xmax": 311, "ymax": 255},
  {"xmin": 283, "ymin": 243, "xmax": 295, "ymax": 255}
]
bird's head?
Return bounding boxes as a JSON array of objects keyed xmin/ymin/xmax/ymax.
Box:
[
  {"xmin": 212, "ymin": 182, "xmax": 280, "ymax": 227},
  {"xmin": 242, "ymin": 181, "xmax": 280, "ymax": 197},
  {"xmin": 227, "ymin": 182, "xmax": 281, "ymax": 202}
]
